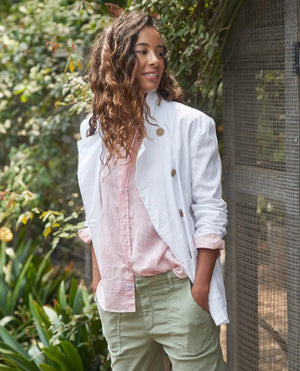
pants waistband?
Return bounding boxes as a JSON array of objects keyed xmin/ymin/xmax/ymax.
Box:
[{"xmin": 134, "ymin": 270, "xmax": 184, "ymax": 289}]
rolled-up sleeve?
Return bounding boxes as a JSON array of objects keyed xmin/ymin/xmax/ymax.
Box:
[
  {"xmin": 193, "ymin": 233, "xmax": 224, "ymax": 250},
  {"xmin": 190, "ymin": 117, "xmax": 227, "ymax": 248},
  {"xmin": 78, "ymin": 227, "xmax": 92, "ymax": 243}
]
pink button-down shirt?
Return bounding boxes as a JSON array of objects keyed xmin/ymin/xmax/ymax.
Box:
[
  {"xmin": 80, "ymin": 140, "xmax": 186, "ymax": 312},
  {"xmin": 78, "ymin": 139, "xmax": 223, "ymax": 313}
]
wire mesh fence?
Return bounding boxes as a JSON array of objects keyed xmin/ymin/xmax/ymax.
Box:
[{"xmin": 223, "ymin": 0, "xmax": 300, "ymax": 370}]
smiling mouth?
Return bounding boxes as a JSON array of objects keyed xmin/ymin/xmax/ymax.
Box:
[
  {"xmin": 142, "ymin": 73, "xmax": 160, "ymax": 81},
  {"xmin": 143, "ymin": 73, "xmax": 158, "ymax": 76}
]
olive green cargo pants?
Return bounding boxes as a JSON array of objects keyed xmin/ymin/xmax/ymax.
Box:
[{"xmin": 97, "ymin": 271, "xmax": 224, "ymax": 371}]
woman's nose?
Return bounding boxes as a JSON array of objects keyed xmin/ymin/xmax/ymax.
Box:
[{"xmin": 148, "ymin": 50, "xmax": 159, "ymax": 65}]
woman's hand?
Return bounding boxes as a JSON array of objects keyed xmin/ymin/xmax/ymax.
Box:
[
  {"xmin": 192, "ymin": 248, "xmax": 219, "ymax": 313},
  {"xmin": 191, "ymin": 285, "xmax": 209, "ymax": 312}
]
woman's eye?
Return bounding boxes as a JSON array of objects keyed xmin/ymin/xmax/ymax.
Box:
[{"xmin": 136, "ymin": 50, "xmax": 146, "ymax": 55}]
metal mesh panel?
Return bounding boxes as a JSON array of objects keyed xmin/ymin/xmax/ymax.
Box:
[{"xmin": 223, "ymin": 0, "xmax": 300, "ymax": 370}]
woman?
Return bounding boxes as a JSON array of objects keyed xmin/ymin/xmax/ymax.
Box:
[{"xmin": 78, "ymin": 11, "xmax": 228, "ymax": 371}]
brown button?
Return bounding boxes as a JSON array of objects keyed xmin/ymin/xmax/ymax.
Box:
[
  {"xmin": 171, "ymin": 169, "xmax": 176, "ymax": 177},
  {"xmin": 156, "ymin": 127, "xmax": 164, "ymax": 136},
  {"xmin": 178, "ymin": 209, "xmax": 184, "ymax": 217}
]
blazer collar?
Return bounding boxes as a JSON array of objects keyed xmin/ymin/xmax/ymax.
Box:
[{"xmin": 145, "ymin": 91, "xmax": 159, "ymax": 113}]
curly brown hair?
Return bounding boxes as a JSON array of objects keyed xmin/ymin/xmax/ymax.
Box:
[{"xmin": 88, "ymin": 11, "xmax": 182, "ymax": 166}]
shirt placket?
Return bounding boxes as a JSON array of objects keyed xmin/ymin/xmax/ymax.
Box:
[{"xmin": 119, "ymin": 158, "xmax": 135, "ymax": 292}]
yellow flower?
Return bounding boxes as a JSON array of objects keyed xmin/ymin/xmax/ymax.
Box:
[{"xmin": 0, "ymin": 227, "xmax": 13, "ymax": 242}]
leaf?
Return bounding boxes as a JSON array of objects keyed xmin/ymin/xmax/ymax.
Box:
[
  {"xmin": 51, "ymin": 237, "xmax": 59, "ymax": 249},
  {"xmin": 34, "ymin": 249, "xmax": 52, "ymax": 286},
  {"xmin": 57, "ymin": 281, "xmax": 67, "ymax": 308},
  {"xmin": 16, "ymin": 213, "xmax": 28, "ymax": 228},
  {"xmin": 0, "ymin": 364, "xmax": 18, "ymax": 370},
  {"xmin": 72, "ymin": 286, "xmax": 83, "ymax": 314},
  {"xmin": 28, "ymin": 343, "xmax": 45, "ymax": 367},
  {"xmin": 15, "ymin": 232, "xmax": 35, "ymax": 262},
  {"xmin": 43, "ymin": 226, "xmax": 52, "ymax": 238},
  {"xmin": 13, "ymin": 85, "xmax": 26, "ymax": 95},
  {"xmin": 59, "ymin": 341, "xmax": 84, "ymax": 371},
  {"xmin": 0, "ymin": 242, "xmax": 6, "ymax": 271},
  {"xmin": 39, "ymin": 365, "xmax": 59, "ymax": 371},
  {"xmin": 40, "ymin": 211, "xmax": 51, "ymax": 221},
  {"xmin": 207, "ymin": 46, "xmax": 215, "ymax": 59},
  {"xmin": 68, "ymin": 278, "xmax": 78, "ymax": 308},
  {"xmin": 20, "ymin": 94, "xmax": 28, "ymax": 103},
  {"xmin": 0, "ymin": 316, "xmax": 16, "ymax": 327},
  {"xmin": 43, "ymin": 306, "xmax": 58, "ymax": 323},
  {"xmin": 0, "ymin": 351, "xmax": 40, "ymax": 370},
  {"xmin": 28, "ymin": 295, "xmax": 50, "ymax": 347},
  {"xmin": 0, "ymin": 278, "xmax": 9, "ymax": 309},
  {"xmin": 18, "ymin": 211, "xmax": 34, "ymax": 222},
  {"xmin": 0, "ymin": 326, "xmax": 29, "ymax": 359},
  {"xmin": 69, "ymin": 57, "xmax": 75, "ymax": 73},
  {"xmin": 42, "ymin": 347, "xmax": 72, "ymax": 371},
  {"xmin": 9, "ymin": 253, "xmax": 34, "ymax": 311}
]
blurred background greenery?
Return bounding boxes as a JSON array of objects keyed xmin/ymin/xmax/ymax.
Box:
[{"xmin": 0, "ymin": 0, "xmax": 242, "ymax": 369}]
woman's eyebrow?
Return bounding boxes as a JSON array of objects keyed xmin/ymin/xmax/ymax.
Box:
[{"xmin": 135, "ymin": 42, "xmax": 164, "ymax": 48}]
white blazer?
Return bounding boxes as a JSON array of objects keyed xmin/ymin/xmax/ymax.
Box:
[{"xmin": 77, "ymin": 92, "xmax": 229, "ymax": 325}]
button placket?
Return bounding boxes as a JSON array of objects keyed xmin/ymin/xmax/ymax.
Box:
[{"xmin": 118, "ymin": 159, "xmax": 133, "ymax": 272}]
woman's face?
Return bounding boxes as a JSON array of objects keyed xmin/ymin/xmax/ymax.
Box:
[{"xmin": 134, "ymin": 27, "xmax": 165, "ymax": 94}]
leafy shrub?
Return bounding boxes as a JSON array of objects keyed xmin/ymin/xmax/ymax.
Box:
[
  {"xmin": 0, "ymin": 231, "xmax": 109, "ymax": 370},
  {"xmin": 0, "ymin": 282, "xmax": 110, "ymax": 370}
]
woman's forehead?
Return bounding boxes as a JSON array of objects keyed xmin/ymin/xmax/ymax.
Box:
[{"xmin": 136, "ymin": 27, "xmax": 163, "ymax": 46}]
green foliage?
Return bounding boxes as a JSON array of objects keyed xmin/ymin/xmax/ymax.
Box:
[
  {"xmin": 0, "ymin": 234, "xmax": 109, "ymax": 370},
  {"xmin": 0, "ymin": 227, "xmax": 74, "ymax": 317},
  {"xmin": 0, "ymin": 0, "xmax": 116, "ymax": 289},
  {"xmin": 0, "ymin": 186, "xmax": 108, "ymax": 369},
  {"xmin": 17, "ymin": 207, "xmax": 85, "ymax": 249},
  {"xmin": 0, "ymin": 190, "xmax": 38, "ymax": 231},
  {"xmin": 0, "ymin": 0, "xmax": 112, "ymax": 215},
  {"xmin": 0, "ymin": 188, "xmax": 84, "ymax": 255},
  {"xmin": 0, "ymin": 285, "xmax": 109, "ymax": 370}
]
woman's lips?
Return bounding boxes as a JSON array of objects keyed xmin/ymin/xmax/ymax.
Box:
[{"xmin": 142, "ymin": 72, "xmax": 160, "ymax": 80}]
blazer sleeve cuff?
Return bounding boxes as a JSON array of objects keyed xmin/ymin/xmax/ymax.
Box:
[
  {"xmin": 78, "ymin": 227, "xmax": 92, "ymax": 243},
  {"xmin": 193, "ymin": 233, "xmax": 224, "ymax": 250}
]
